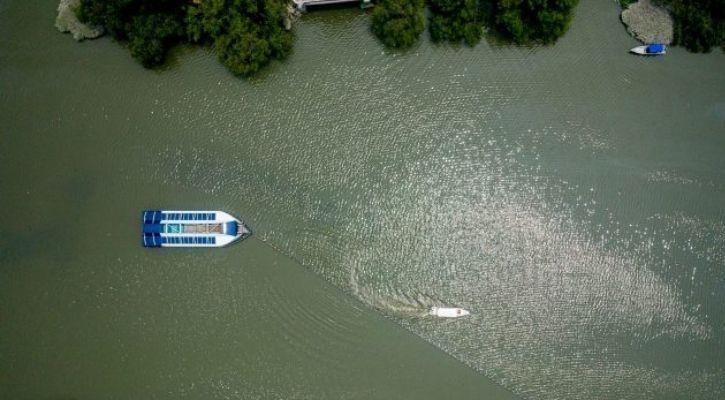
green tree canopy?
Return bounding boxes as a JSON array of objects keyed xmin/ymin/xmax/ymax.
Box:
[
  {"xmin": 77, "ymin": 0, "xmax": 292, "ymax": 75},
  {"xmin": 188, "ymin": 0, "xmax": 293, "ymax": 76},
  {"xmin": 656, "ymin": 0, "xmax": 724, "ymax": 53},
  {"xmin": 371, "ymin": 0, "xmax": 426, "ymax": 49},
  {"xmin": 128, "ymin": 13, "xmax": 184, "ymax": 68},
  {"xmin": 488, "ymin": 0, "xmax": 579, "ymax": 44},
  {"xmin": 428, "ymin": 0, "xmax": 485, "ymax": 46}
]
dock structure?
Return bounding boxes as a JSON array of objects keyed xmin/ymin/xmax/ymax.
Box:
[{"xmin": 293, "ymin": 0, "xmax": 372, "ymax": 11}]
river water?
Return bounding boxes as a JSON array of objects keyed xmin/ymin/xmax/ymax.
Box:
[{"xmin": 1, "ymin": 0, "xmax": 724, "ymax": 399}]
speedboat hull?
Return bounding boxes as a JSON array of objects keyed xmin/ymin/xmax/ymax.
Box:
[
  {"xmin": 429, "ymin": 307, "xmax": 470, "ymax": 318},
  {"xmin": 142, "ymin": 210, "xmax": 251, "ymax": 248}
]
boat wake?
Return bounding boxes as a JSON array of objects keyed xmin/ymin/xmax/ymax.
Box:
[{"xmin": 349, "ymin": 266, "xmax": 458, "ymax": 318}]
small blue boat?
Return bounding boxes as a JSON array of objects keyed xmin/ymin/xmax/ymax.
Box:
[
  {"xmin": 142, "ymin": 210, "xmax": 251, "ymax": 248},
  {"xmin": 630, "ymin": 43, "xmax": 666, "ymax": 55}
]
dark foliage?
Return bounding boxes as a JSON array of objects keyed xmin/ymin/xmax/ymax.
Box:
[
  {"xmin": 78, "ymin": 0, "xmax": 186, "ymax": 68},
  {"xmin": 77, "ymin": 0, "xmax": 292, "ymax": 75},
  {"xmin": 656, "ymin": 0, "xmax": 724, "ymax": 52},
  {"xmin": 128, "ymin": 13, "xmax": 184, "ymax": 68},
  {"xmin": 372, "ymin": 0, "xmax": 579, "ymax": 48},
  {"xmin": 188, "ymin": 0, "xmax": 293, "ymax": 76},
  {"xmin": 487, "ymin": 0, "xmax": 579, "ymax": 45},
  {"xmin": 428, "ymin": 0, "xmax": 485, "ymax": 46},
  {"xmin": 370, "ymin": 0, "xmax": 425, "ymax": 48}
]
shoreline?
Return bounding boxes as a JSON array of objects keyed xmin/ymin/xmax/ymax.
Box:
[
  {"xmin": 55, "ymin": 0, "xmax": 103, "ymax": 41},
  {"xmin": 620, "ymin": 0, "xmax": 673, "ymax": 44}
]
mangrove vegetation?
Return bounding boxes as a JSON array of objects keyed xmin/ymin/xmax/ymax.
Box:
[
  {"xmin": 371, "ymin": 0, "xmax": 580, "ymax": 49},
  {"xmin": 71, "ymin": 0, "xmax": 720, "ymax": 76},
  {"xmin": 619, "ymin": 0, "xmax": 723, "ymax": 53},
  {"xmin": 370, "ymin": 0, "xmax": 425, "ymax": 48},
  {"xmin": 428, "ymin": 0, "xmax": 485, "ymax": 46},
  {"xmin": 655, "ymin": 0, "xmax": 724, "ymax": 52},
  {"xmin": 77, "ymin": 0, "xmax": 292, "ymax": 75},
  {"xmin": 489, "ymin": 0, "xmax": 580, "ymax": 45},
  {"xmin": 77, "ymin": 0, "xmax": 186, "ymax": 68}
]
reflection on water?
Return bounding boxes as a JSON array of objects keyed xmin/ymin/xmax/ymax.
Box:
[{"xmin": 152, "ymin": 1, "xmax": 723, "ymax": 398}]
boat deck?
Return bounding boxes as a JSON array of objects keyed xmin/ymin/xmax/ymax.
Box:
[{"xmin": 177, "ymin": 223, "xmax": 223, "ymax": 234}]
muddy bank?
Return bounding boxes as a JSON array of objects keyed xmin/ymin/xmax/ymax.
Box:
[
  {"xmin": 621, "ymin": 0, "xmax": 673, "ymax": 44},
  {"xmin": 55, "ymin": 0, "xmax": 103, "ymax": 41}
]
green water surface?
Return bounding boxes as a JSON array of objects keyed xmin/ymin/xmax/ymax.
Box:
[{"xmin": 1, "ymin": 0, "xmax": 723, "ymax": 399}]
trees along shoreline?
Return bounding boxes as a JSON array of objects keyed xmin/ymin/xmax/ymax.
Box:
[
  {"xmin": 370, "ymin": 0, "xmax": 425, "ymax": 48},
  {"xmin": 76, "ymin": 0, "xmax": 581, "ymax": 73},
  {"xmin": 618, "ymin": 0, "xmax": 723, "ymax": 53},
  {"xmin": 371, "ymin": 0, "xmax": 721, "ymax": 52},
  {"xmin": 75, "ymin": 0, "xmax": 720, "ymax": 76},
  {"xmin": 371, "ymin": 0, "xmax": 580, "ymax": 49},
  {"xmin": 76, "ymin": 0, "xmax": 292, "ymax": 76},
  {"xmin": 653, "ymin": 0, "xmax": 723, "ymax": 53}
]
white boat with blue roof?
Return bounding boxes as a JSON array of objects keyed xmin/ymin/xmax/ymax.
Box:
[
  {"xmin": 142, "ymin": 210, "xmax": 251, "ymax": 248},
  {"xmin": 630, "ymin": 43, "xmax": 666, "ymax": 55}
]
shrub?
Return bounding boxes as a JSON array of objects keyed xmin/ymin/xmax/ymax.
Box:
[
  {"xmin": 656, "ymin": 0, "xmax": 724, "ymax": 53},
  {"xmin": 371, "ymin": 0, "xmax": 426, "ymax": 48},
  {"xmin": 488, "ymin": 0, "xmax": 579, "ymax": 45},
  {"xmin": 76, "ymin": 0, "xmax": 292, "ymax": 75},
  {"xmin": 428, "ymin": 0, "xmax": 485, "ymax": 46}
]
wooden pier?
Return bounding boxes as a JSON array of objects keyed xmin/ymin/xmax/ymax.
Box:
[{"xmin": 293, "ymin": 0, "xmax": 372, "ymax": 11}]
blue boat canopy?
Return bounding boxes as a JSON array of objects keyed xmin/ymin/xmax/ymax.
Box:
[
  {"xmin": 646, "ymin": 44, "xmax": 665, "ymax": 53},
  {"xmin": 143, "ymin": 223, "xmax": 163, "ymax": 233},
  {"xmin": 143, "ymin": 233, "xmax": 162, "ymax": 248},
  {"xmin": 143, "ymin": 210, "xmax": 162, "ymax": 224},
  {"xmin": 225, "ymin": 221, "xmax": 238, "ymax": 236}
]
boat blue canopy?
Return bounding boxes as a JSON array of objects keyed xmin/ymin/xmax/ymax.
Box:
[
  {"xmin": 647, "ymin": 44, "xmax": 665, "ymax": 53},
  {"xmin": 143, "ymin": 233, "xmax": 162, "ymax": 247},
  {"xmin": 162, "ymin": 212, "xmax": 215, "ymax": 221},
  {"xmin": 143, "ymin": 223, "xmax": 163, "ymax": 233},
  {"xmin": 162, "ymin": 236, "xmax": 216, "ymax": 245},
  {"xmin": 225, "ymin": 221, "xmax": 238, "ymax": 236},
  {"xmin": 143, "ymin": 210, "xmax": 162, "ymax": 224}
]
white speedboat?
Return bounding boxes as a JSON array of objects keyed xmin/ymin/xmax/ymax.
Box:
[
  {"xmin": 630, "ymin": 43, "xmax": 666, "ymax": 55},
  {"xmin": 429, "ymin": 307, "xmax": 470, "ymax": 318},
  {"xmin": 142, "ymin": 210, "xmax": 251, "ymax": 248}
]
